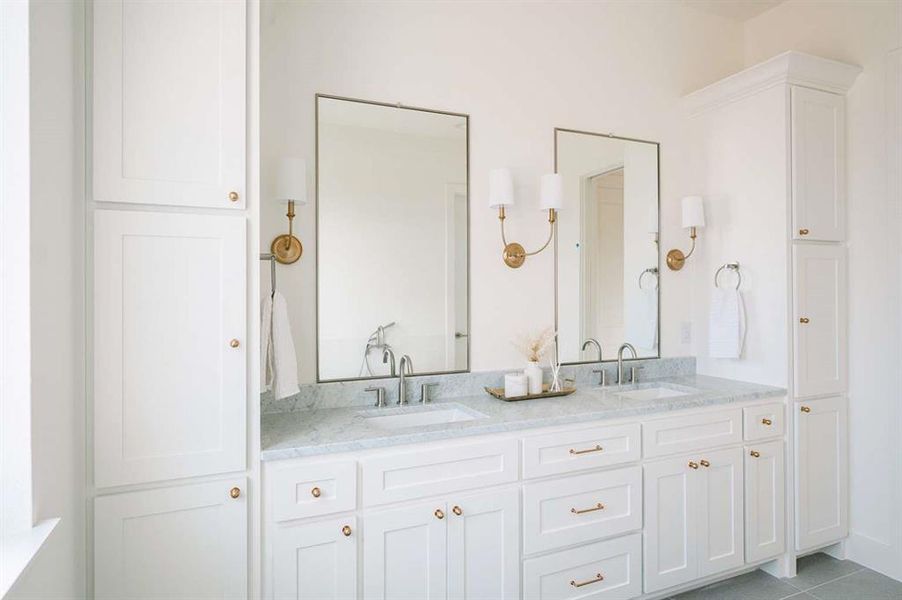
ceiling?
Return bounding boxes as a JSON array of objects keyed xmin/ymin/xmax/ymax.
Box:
[{"xmin": 681, "ymin": 0, "xmax": 784, "ymax": 22}]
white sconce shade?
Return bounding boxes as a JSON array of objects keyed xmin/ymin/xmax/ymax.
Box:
[
  {"xmin": 539, "ymin": 173, "xmax": 563, "ymax": 210},
  {"xmin": 681, "ymin": 195, "xmax": 705, "ymax": 229},
  {"xmin": 274, "ymin": 157, "xmax": 308, "ymax": 205},
  {"xmin": 489, "ymin": 168, "xmax": 514, "ymax": 208}
]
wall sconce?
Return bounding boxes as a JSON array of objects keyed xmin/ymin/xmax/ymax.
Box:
[
  {"xmin": 270, "ymin": 158, "xmax": 307, "ymax": 264},
  {"xmin": 666, "ymin": 195, "xmax": 706, "ymax": 271},
  {"xmin": 489, "ymin": 169, "xmax": 562, "ymax": 269}
]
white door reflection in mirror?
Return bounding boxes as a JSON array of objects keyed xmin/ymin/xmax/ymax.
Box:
[{"xmin": 556, "ymin": 130, "xmax": 659, "ymax": 363}]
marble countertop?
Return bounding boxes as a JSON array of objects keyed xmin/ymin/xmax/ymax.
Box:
[{"xmin": 261, "ymin": 374, "xmax": 785, "ymax": 461}]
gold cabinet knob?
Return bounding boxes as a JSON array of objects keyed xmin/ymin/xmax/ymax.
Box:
[
  {"xmin": 452, "ymin": 505, "xmax": 462, "ymax": 516},
  {"xmin": 761, "ymin": 418, "xmax": 773, "ymax": 426},
  {"xmin": 750, "ymin": 450, "xmax": 761, "ymax": 458},
  {"xmin": 230, "ymin": 338, "xmax": 240, "ymax": 348},
  {"xmin": 799, "ymin": 228, "xmax": 809, "ymax": 235},
  {"xmin": 341, "ymin": 525, "xmax": 352, "ymax": 537},
  {"xmin": 434, "ymin": 509, "xmax": 445, "ymax": 520},
  {"xmin": 700, "ymin": 459, "xmax": 710, "ymax": 468},
  {"xmin": 800, "ymin": 405, "xmax": 811, "ymax": 413},
  {"xmin": 799, "ymin": 317, "xmax": 810, "ymax": 324},
  {"xmin": 311, "ymin": 487, "xmax": 321, "ymax": 498},
  {"xmin": 229, "ymin": 487, "xmax": 241, "ymax": 499},
  {"xmin": 229, "ymin": 191, "xmax": 239, "ymax": 202},
  {"xmin": 688, "ymin": 461, "xmax": 699, "ymax": 470}
]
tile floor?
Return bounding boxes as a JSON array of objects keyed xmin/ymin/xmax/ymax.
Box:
[{"xmin": 671, "ymin": 553, "xmax": 902, "ymax": 600}]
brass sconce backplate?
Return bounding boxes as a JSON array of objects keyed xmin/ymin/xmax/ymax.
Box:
[
  {"xmin": 503, "ymin": 242, "xmax": 526, "ymax": 269},
  {"xmin": 666, "ymin": 248, "xmax": 686, "ymax": 271},
  {"xmin": 271, "ymin": 235, "xmax": 302, "ymax": 264}
]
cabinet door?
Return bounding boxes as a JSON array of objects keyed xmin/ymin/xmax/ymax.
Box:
[
  {"xmin": 93, "ymin": 0, "xmax": 245, "ymax": 208},
  {"xmin": 643, "ymin": 455, "xmax": 699, "ymax": 593},
  {"xmin": 94, "ymin": 210, "xmax": 246, "ymax": 487},
  {"xmin": 95, "ymin": 479, "xmax": 247, "ymax": 599},
  {"xmin": 448, "ymin": 489, "xmax": 519, "ymax": 600},
  {"xmin": 796, "ymin": 396, "xmax": 848, "ymax": 551},
  {"xmin": 745, "ymin": 441, "xmax": 785, "ymax": 563},
  {"xmin": 364, "ymin": 502, "xmax": 447, "ymax": 600},
  {"xmin": 793, "ymin": 244, "xmax": 847, "ymax": 398},
  {"xmin": 791, "ymin": 86, "xmax": 845, "ymax": 241},
  {"xmin": 272, "ymin": 518, "xmax": 357, "ymax": 600},
  {"xmin": 697, "ymin": 447, "xmax": 744, "ymax": 578}
]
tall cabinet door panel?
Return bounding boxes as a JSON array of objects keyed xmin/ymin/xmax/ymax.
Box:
[
  {"xmin": 791, "ymin": 87, "xmax": 845, "ymax": 241},
  {"xmin": 94, "ymin": 210, "xmax": 246, "ymax": 487},
  {"xmin": 93, "ymin": 0, "xmax": 245, "ymax": 208},
  {"xmin": 793, "ymin": 244, "xmax": 847, "ymax": 398},
  {"xmin": 745, "ymin": 441, "xmax": 786, "ymax": 563},
  {"xmin": 697, "ymin": 447, "xmax": 744, "ymax": 578},
  {"xmin": 95, "ymin": 479, "xmax": 247, "ymax": 600},
  {"xmin": 363, "ymin": 502, "xmax": 447, "ymax": 600},
  {"xmin": 272, "ymin": 518, "xmax": 357, "ymax": 600},
  {"xmin": 796, "ymin": 396, "xmax": 848, "ymax": 551},
  {"xmin": 448, "ymin": 489, "xmax": 519, "ymax": 600},
  {"xmin": 643, "ymin": 455, "xmax": 698, "ymax": 593}
]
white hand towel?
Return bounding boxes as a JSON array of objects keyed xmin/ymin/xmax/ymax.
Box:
[
  {"xmin": 708, "ymin": 288, "xmax": 746, "ymax": 359},
  {"xmin": 632, "ymin": 288, "xmax": 658, "ymax": 351},
  {"xmin": 261, "ymin": 291, "xmax": 300, "ymax": 400}
]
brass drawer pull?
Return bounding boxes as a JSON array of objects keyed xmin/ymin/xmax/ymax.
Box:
[
  {"xmin": 341, "ymin": 525, "xmax": 352, "ymax": 537},
  {"xmin": 700, "ymin": 459, "xmax": 710, "ymax": 468},
  {"xmin": 452, "ymin": 505, "xmax": 463, "ymax": 516},
  {"xmin": 569, "ymin": 444, "xmax": 603, "ymax": 455},
  {"xmin": 750, "ymin": 450, "xmax": 761, "ymax": 458},
  {"xmin": 800, "ymin": 406, "xmax": 811, "ymax": 413},
  {"xmin": 311, "ymin": 487, "xmax": 321, "ymax": 498},
  {"xmin": 761, "ymin": 418, "xmax": 773, "ymax": 426},
  {"xmin": 799, "ymin": 228, "xmax": 809, "ymax": 236},
  {"xmin": 434, "ymin": 509, "xmax": 444, "ymax": 520},
  {"xmin": 570, "ymin": 503, "xmax": 605, "ymax": 515},
  {"xmin": 570, "ymin": 573, "xmax": 604, "ymax": 588},
  {"xmin": 688, "ymin": 461, "xmax": 699, "ymax": 470},
  {"xmin": 799, "ymin": 317, "xmax": 810, "ymax": 324}
]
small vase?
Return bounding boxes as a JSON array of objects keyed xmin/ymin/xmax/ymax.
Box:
[{"xmin": 524, "ymin": 360, "xmax": 543, "ymax": 395}]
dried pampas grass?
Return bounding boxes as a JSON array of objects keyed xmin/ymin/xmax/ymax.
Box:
[{"xmin": 512, "ymin": 326, "xmax": 556, "ymax": 363}]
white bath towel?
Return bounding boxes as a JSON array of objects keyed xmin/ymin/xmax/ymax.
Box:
[
  {"xmin": 632, "ymin": 288, "xmax": 658, "ymax": 351},
  {"xmin": 708, "ymin": 288, "xmax": 746, "ymax": 359},
  {"xmin": 261, "ymin": 291, "xmax": 300, "ymax": 400}
]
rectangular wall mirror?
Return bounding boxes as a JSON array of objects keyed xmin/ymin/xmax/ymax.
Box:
[
  {"xmin": 555, "ymin": 129, "xmax": 660, "ymax": 364},
  {"xmin": 316, "ymin": 95, "xmax": 469, "ymax": 382}
]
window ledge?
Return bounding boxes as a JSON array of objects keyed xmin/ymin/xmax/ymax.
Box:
[{"xmin": 0, "ymin": 518, "xmax": 59, "ymax": 599}]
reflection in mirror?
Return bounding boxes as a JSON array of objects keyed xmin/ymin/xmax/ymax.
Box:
[
  {"xmin": 316, "ymin": 96, "xmax": 469, "ymax": 382},
  {"xmin": 555, "ymin": 129, "xmax": 659, "ymax": 364}
]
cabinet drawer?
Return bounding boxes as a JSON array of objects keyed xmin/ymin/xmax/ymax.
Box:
[
  {"xmin": 523, "ymin": 423, "xmax": 640, "ymax": 479},
  {"xmin": 270, "ymin": 460, "xmax": 357, "ymax": 522},
  {"xmin": 523, "ymin": 466, "xmax": 641, "ymax": 554},
  {"xmin": 523, "ymin": 534, "xmax": 642, "ymax": 600},
  {"xmin": 744, "ymin": 403, "xmax": 785, "ymax": 441},
  {"xmin": 643, "ymin": 409, "xmax": 742, "ymax": 458},
  {"xmin": 361, "ymin": 439, "xmax": 519, "ymax": 507}
]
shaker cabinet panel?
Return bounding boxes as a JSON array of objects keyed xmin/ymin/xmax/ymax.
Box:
[
  {"xmin": 793, "ymin": 244, "xmax": 847, "ymax": 398},
  {"xmin": 93, "ymin": 0, "xmax": 245, "ymax": 208},
  {"xmin": 94, "ymin": 210, "xmax": 246, "ymax": 487},
  {"xmin": 272, "ymin": 518, "xmax": 357, "ymax": 600},
  {"xmin": 95, "ymin": 479, "xmax": 247, "ymax": 600},
  {"xmin": 791, "ymin": 87, "xmax": 845, "ymax": 241},
  {"xmin": 696, "ymin": 447, "xmax": 744, "ymax": 578},
  {"xmin": 745, "ymin": 441, "xmax": 786, "ymax": 563},
  {"xmin": 796, "ymin": 396, "xmax": 848, "ymax": 551}
]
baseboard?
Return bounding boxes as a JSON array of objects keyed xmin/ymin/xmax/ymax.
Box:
[{"xmin": 847, "ymin": 532, "xmax": 902, "ymax": 582}]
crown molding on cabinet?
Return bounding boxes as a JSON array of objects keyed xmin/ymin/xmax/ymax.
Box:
[{"xmin": 683, "ymin": 51, "xmax": 862, "ymax": 117}]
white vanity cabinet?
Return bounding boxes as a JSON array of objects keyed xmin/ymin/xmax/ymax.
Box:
[
  {"xmin": 273, "ymin": 518, "xmax": 357, "ymax": 600},
  {"xmin": 745, "ymin": 441, "xmax": 786, "ymax": 563}
]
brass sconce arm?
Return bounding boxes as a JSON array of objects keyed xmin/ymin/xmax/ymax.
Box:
[
  {"xmin": 499, "ymin": 207, "xmax": 557, "ymax": 269},
  {"xmin": 666, "ymin": 226, "xmax": 697, "ymax": 271},
  {"xmin": 271, "ymin": 199, "xmax": 303, "ymax": 264}
]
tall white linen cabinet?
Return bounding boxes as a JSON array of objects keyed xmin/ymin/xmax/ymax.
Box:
[
  {"xmin": 685, "ymin": 51, "xmax": 860, "ymax": 569},
  {"xmin": 89, "ymin": 1, "xmax": 255, "ymax": 597}
]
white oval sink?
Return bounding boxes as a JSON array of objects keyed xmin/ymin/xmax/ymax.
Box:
[
  {"xmin": 360, "ymin": 404, "xmax": 487, "ymax": 430},
  {"xmin": 616, "ymin": 387, "xmax": 692, "ymax": 401}
]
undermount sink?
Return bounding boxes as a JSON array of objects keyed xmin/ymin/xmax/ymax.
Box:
[
  {"xmin": 360, "ymin": 404, "xmax": 487, "ymax": 430},
  {"xmin": 616, "ymin": 386, "xmax": 693, "ymax": 401}
]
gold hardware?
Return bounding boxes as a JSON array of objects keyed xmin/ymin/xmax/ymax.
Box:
[
  {"xmin": 498, "ymin": 206, "xmax": 557, "ymax": 269},
  {"xmin": 571, "ymin": 503, "xmax": 605, "ymax": 515},
  {"xmin": 761, "ymin": 418, "xmax": 773, "ymax": 426},
  {"xmin": 434, "ymin": 509, "xmax": 444, "ymax": 520},
  {"xmin": 666, "ymin": 226, "xmax": 697, "ymax": 271},
  {"xmin": 452, "ymin": 505, "xmax": 462, "ymax": 516},
  {"xmin": 341, "ymin": 525, "xmax": 352, "ymax": 537},
  {"xmin": 688, "ymin": 461, "xmax": 699, "ymax": 469},
  {"xmin": 750, "ymin": 450, "xmax": 761, "ymax": 458},
  {"xmin": 228, "ymin": 191, "xmax": 239, "ymax": 202},
  {"xmin": 271, "ymin": 199, "xmax": 303, "ymax": 264},
  {"xmin": 570, "ymin": 573, "xmax": 604, "ymax": 588},
  {"xmin": 799, "ymin": 317, "xmax": 810, "ymax": 324},
  {"xmin": 229, "ymin": 338, "xmax": 240, "ymax": 348},
  {"xmin": 229, "ymin": 487, "xmax": 241, "ymax": 499},
  {"xmin": 569, "ymin": 444, "xmax": 603, "ymax": 455},
  {"xmin": 800, "ymin": 406, "xmax": 811, "ymax": 413},
  {"xmin": 799, "ymin": 228, "xmax": 809, "ymax": 236},
  {"xmin": 311, "ymin": 487, "xmax": 321, "ymax": 498},
  {"xmin": 700, "ymin": 459, "xmax": 710, "ymax": 468}
]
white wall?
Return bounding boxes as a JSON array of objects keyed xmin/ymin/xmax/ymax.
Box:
[
  {"xmin": 7, "ymin": 0, "xmax": 86, "ymax": 597},
  {"xmin": 741, "ymin": 0, "xmax": 902, "ymax": 580},
  {"xmin": 261, "ymin": 0, "xmax": 746, "ymax": 382}
]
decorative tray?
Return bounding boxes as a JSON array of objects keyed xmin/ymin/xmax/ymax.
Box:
[{"xmin": 484, "ymin": 384, "xmax": 577, "ymax": 402}]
